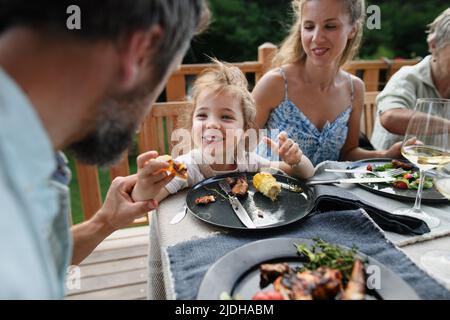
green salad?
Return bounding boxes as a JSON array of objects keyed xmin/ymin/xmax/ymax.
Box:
[{"xmin": 365, "ymin": 161, "xmax": 433, "ymax": 190}]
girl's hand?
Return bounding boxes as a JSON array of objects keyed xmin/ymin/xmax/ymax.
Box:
[
  {"xmin": 131, "ymin": 151, "xmax": 175, "ymax": 202},
  {"xmin": 264, "ymin": 131, "xmax": 303, "ymax": 166}
]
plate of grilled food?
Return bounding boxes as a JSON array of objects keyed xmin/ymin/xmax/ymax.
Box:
[
  {"xmin": 185, "ymin": 171, "xmax": 315, "ymax": 230},
  {"xmin": 346, "ymin": 158, "xmax": 448, "ymax": 203},
  {"xmin": 197, "ymin": 238, "xmax": 420, "ymax": 300}
]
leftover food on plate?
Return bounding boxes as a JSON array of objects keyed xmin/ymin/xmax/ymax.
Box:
[
  {"xmin": 253, "ymin": 172, "xmax": 281, "ymax": 201},
  {"xmin": 194, "ymin": 195, "xmax": 216, "ymax": 205},
  {"xmin": 225, "ymin": 176, "xmax": 249, "ymax": 198},
  {"xmin": 365, "ymin": 160, "xmax": 433, "ymax": 190}
]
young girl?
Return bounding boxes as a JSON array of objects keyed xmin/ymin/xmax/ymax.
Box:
[
  {"xmin": 253, "ymin": 0, "xmax": 405, "ymax": 166},
  {"xmin": 131, "ymin": 60, "xmax": 315, "ymax": 203}
]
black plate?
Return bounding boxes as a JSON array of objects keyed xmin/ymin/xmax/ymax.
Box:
[
  {"xmin": 186, "ymin": 172, "xmax": 315, "ymax": 230},
  {"xmin": 197, "ymin": 238, "xmax": 420, "ymax": 300},
  {"xmin": 347, "ymin": 158, "xmax": 449, "ymax": 204}
]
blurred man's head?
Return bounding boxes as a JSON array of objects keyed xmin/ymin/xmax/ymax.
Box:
[{"xmin": 0, "ymin": 0, "xmax": 209, "ymax": 165}]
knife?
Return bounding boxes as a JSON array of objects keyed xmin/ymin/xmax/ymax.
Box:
[
  {"xmin": 306, "ymin": 177, "xmax": 396, "ymax": 185},
  {"xmin": 218, "ymin": 181, "xmax": 256, "ymax": 229}
]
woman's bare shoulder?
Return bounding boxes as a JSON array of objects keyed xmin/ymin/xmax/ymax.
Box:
[{"xmin": 252, "ymin": 68, "xmax": 286, "ymax": 110}]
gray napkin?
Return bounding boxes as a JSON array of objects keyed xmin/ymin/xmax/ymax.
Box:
[{"xmin": 167, "ymin": 209, "xmax": 450, "ymax": 300}]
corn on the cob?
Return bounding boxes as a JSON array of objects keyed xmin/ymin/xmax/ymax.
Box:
[{"xmin": 253, "ymin": 172, "xmax": 281, "ymax": 201}]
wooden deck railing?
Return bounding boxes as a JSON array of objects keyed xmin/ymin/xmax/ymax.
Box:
[{"xmin": 73, "ymin": 43, "xmax": 420, "ymax": 224}]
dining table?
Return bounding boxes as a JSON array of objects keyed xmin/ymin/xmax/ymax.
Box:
[{"xmin": 146, "ymin": 161, "xmax": 450, "ymax": 300}]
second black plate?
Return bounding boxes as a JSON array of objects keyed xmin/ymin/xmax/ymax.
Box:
[
  {"xmin": 347, "ymin": 158, "xmax": 448, "ymax": 204},
  {"xmin": 197, "ymin": 238, "xmax": 420, "ymax": 300}
]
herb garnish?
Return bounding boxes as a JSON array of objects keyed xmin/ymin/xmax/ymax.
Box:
[{"xmin": 295, "ymin": 238, "xmax": 361, "ymax": 281}]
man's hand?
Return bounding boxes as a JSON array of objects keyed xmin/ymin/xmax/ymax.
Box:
[
  {"xmin": 72, "ymin": 173, "xmax": 156, "ymax": 265},
  {"xmin": 131, "ymin": 151, "xmax": 175, "ymax": 202},
  {"xmin": 96, "ymin": 174, "xmax": 157, "ymax": 232}
]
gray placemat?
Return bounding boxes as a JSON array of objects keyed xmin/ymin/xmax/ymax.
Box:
[{"xmin": 166, "ymin": 209, "xmax": 450, "ymax": 300}]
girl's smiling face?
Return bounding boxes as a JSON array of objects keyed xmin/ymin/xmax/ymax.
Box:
[
  {"xmin": 192, "ymin": 87, "xmax": 245, "ymax": 162},
  {"xmin": 301, "ymin": 0, "xmax": 356, "ymax": 67}
]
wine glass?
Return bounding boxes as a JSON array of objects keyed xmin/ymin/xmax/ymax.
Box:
[
  {"xmin": 393, "ymin": 98, "xmax": 450, "ymax": 228},
  {"xmin": 420, "ymin": 163, "xmax": 450, "ymax": 286}
]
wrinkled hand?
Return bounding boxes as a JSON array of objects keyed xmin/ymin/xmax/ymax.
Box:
[
  {"xmin": 384, "ymin": 138, "xmax": 417, "ymax": 159},
  {"xmin": 264, "ymin": 131, "xmax": 303, "ymax": 166},
  {"xmin": 96, "ymin": 174, "xmax": 157, "ymax": 232},
  {"xmin": 131, "ymin": 151, "xmax": 175, "ymax": 202}
]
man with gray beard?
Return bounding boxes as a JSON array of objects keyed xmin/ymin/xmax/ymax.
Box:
[{"xmin": 0, "ymin": 0, "xmax": 209, "ymax": 298}]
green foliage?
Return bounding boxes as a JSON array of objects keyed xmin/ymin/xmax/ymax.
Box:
[
  {"xmin": 186, "ymin": 0, "xmax": 449, "ymax": 63},
  {"xmin": 361, "ymin": 0, "xmax": 449, "ymax": 59}
]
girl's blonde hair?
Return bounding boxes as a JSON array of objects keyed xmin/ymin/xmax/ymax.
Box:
[
  {"xmin": 175, "ymin": 59, "xmax": 257, "ymax": 154},
  {"xmin": 273, "ymin": 0, "xmax": 366, "ymax": 68},
  {"xmin": 179, "ymin": 58, "xmax": 256, "ymax": 132}
]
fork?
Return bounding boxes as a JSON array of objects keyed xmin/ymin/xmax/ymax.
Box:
[
  {"xmin": 218, "ymin": 180, "xmax": 232, "ymax": 195},
  {"xmin": 325, "ymin": 168, "xmax": 405, "ymax": 178}
]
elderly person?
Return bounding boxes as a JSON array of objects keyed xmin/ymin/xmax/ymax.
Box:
[
  {"xmin": 0, "ymin": 0, "xmax": 208, "ymax": 299},
  {"xmin": 371, "ymin": 8, "xmax": 450, "ymax": 150}
]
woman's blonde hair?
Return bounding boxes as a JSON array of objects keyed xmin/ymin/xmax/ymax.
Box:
[
  {"xmin": 273, "ymin": 0, "xmax": 366, "ymax": 68},
  {"xmin": 427, "ymin": 7, "xmax": 450, "ymax": 49}
]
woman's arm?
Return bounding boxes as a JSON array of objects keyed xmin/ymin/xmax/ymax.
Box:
[{"xmin": 340, "ymin": 76, "xmax": 389, "ymax": 160}]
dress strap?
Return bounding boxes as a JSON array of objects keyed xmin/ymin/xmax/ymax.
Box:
[
  {"xmin": 278, "ymin": 67, "xmax": 289, "ymax": 101},
  {"xmin": 347, "ymin": 73, "xmax": 354, "ymax": 103}
]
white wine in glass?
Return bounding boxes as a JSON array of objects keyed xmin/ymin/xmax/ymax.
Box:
[{"xmin": 393, "ymin": 98, "xmax": 450, "ymax": 229}]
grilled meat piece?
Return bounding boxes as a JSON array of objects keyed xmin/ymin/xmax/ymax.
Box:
[
  {"xmin": 311, "ymin": 267, "xmax": 343, "ymax": 300},
  {"xmin": 391, "ymin": 159, "xmax": 413, "ymax": 170},
  {"xmin": 260, "ymin": 263, "xmax": 290, "ymax": 288},
  {"xmin": 342, "ymin": 259, "xmax": 366, "ymax": 300},
  {"xmin": 195, "ymin": 195, "xmax": 216, "ymax": 205},
  {"xmin": 273, "ymin": 274, "xmax": 297, "ymax": 300},
  {"xmin": 272, "ymin": 267, "xmax": 343, "ymax": 300},
  {"xmin": 231, "ymin": 176, "xmax": 249, "ymax": 198}
]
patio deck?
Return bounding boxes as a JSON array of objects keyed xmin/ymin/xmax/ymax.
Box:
[{"xmin": 65, "ymin": 226, "xmax": 150, "ymax": 300}]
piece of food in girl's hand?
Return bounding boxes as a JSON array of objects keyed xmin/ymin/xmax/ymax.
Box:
[
  {"xmin": 155, "ymin": 155, "xmax": 188, "ymax": 180},
  {"xmin": 253, "ymin": 172, "xmax": 281, "ymax": 201},
  {"xmin": 195, "ymin": 195, "xmax": 216, "ymax": 205}
]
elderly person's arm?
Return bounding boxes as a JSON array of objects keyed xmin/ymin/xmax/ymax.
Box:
[
  {"xmin": 380, "ymin": 109, "xmax": 416, "ymax": 135},
  {"xmin": 376, "ymin": 68, "xmax": 419, "ymax": 136}
]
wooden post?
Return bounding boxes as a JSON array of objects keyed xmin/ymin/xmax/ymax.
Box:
[
  {"xmin": 75, "ymin": 161, "xmax": 102, "ymax": 221},
  {"xmin": 166, "ymin": 74, "xmax": 186, "ymax": 101},
  {"xmin": 256, "ymin": 42, "xmax": 277, "ymax": 82},
  {"xmin": 362, "ymin": 69, "xmax": 380, "ymax": 91}
]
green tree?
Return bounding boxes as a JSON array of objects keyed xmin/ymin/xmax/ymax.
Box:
[{"xmin": 186, "ymin": 0, "xmax": 449, "ymax": 63}]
